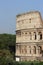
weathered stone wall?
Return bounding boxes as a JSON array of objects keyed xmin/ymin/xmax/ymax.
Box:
[{"xmin": 16, "ymin": 11, "xmax": 43, "ymax": 30}]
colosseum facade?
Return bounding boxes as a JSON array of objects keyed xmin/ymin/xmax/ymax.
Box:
[{"xmin": 16, "ymin": 11, "xmax": 43, "ymax": 61}]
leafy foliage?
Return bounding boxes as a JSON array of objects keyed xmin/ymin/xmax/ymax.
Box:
[
  {"xmin": 0, "ymin": 34, "xmax": 16, "ymax": 50},
  {"xmin": 0, "ymin": 34, "xmax": 16, "ymax": 65}
]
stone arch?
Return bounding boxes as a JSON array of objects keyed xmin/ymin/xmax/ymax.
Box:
[
  {"xmin": 16, "ymin": 30, "xmax": 21, "ymax": 38},
  {"xmin": 24, "ymin": 45, "xmax": 27, "ymax": 54},
  {"xmin": 34, "ymin": 32, "xmax": 36, "ymax": 40},
  {"xmin": 16, "ymin": 45, "xmax": 21, "ymax": 54},
  {"xmin": 39, "ymin": 32, "xmax": 42, "ymax": 40},
  {"xmin": 33, "ymin": 46, "xmax": 36, "ymax": 54},
  {"xmin": 29, "ymin": 46, "xmax": 31, "ymax": 54},
  {"xmin": 19, "ymin": 45, "xmax": 21, "ymax": 53},
  {"xmin": 38, "ymin": 46, "xmax": 42, "ymax": 54},
  {"xmin": 29, "ymin": 32, "xmax": 32, "ymax": 40},
  {"xmin": 21, "ymin": 45, "xmax": 24, "ymax": 54}
]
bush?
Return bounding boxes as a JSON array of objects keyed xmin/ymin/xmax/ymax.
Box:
[{"xmin": 0, "ymin": 60, "xmax": 43, "ymax": 65}]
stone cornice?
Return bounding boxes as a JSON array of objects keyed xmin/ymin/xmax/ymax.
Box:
[{"xmin": 16, "ymin": 28, "xmax": 43, "ymax": 31}]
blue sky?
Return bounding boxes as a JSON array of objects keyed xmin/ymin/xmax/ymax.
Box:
[{"xmin": 0, "ymin": 0, "xmax": 43, "ymax": 34}]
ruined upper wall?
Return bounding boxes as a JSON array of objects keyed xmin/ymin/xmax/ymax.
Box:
[{"xmin": 16, "ymin": 11, "xmax": 43, "ymax": 30}]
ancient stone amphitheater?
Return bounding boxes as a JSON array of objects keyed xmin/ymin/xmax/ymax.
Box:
[{"xmin": 16, "ymin": 11, "xmax": 43, "ymax": 61}]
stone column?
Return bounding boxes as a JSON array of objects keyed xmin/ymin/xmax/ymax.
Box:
[
  {"xmin": 27, "ymin": 45, "xmax": 29, "ymax": 54},
  {"xmin": 36, "ymin": 46, "xmax": 39, "ymax": 55},
  {"xmin": 32, "ymin": 32, "xmax": 34, "ymax": 40},
  {"xmin": 37, "ymin": 32, "xmax": 39, "ymax": 40},
  {"xmin": 31, "ymin": 45, "xmax": 34, "ymax": 55}
]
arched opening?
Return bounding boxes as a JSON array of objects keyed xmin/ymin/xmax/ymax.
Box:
[
  {"xmin": 33, "ymin": 46, "xmax": 36, "ymax": 54},
  {"xmin": 21, "ymin": 45, "xmax": 24, "ymax": 54},
  {"xmin": 16, "ymin": 30, "xmax": 21, "ymax": 36},
  {"xmin": 29, "ymin": 18, "xmax": 31, "ymax": 23},
  {"xmin": 34, "ymin": 32, "xmax": 36, "ymax": 40},
  {"xmin": 29, "ymin": 32, "xmax": 32, "ymax": 40},
  {"xmin": 38, "ymin": 46, "xmax": 42, "ymax": 54},
  {"xmin": 19, "ymin": 45, "xmax": 21, "ymax": 54},
  {"xmin": 24, "ymin": 45, "xmax": 27, "ymax": 54},
  {"xmin": 29, "ymin": 46, "xmax": 31, "ymax": 54},
  {"xmin": 39, "ymin": 32, "xmax": 42, "ymax": 40}
]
